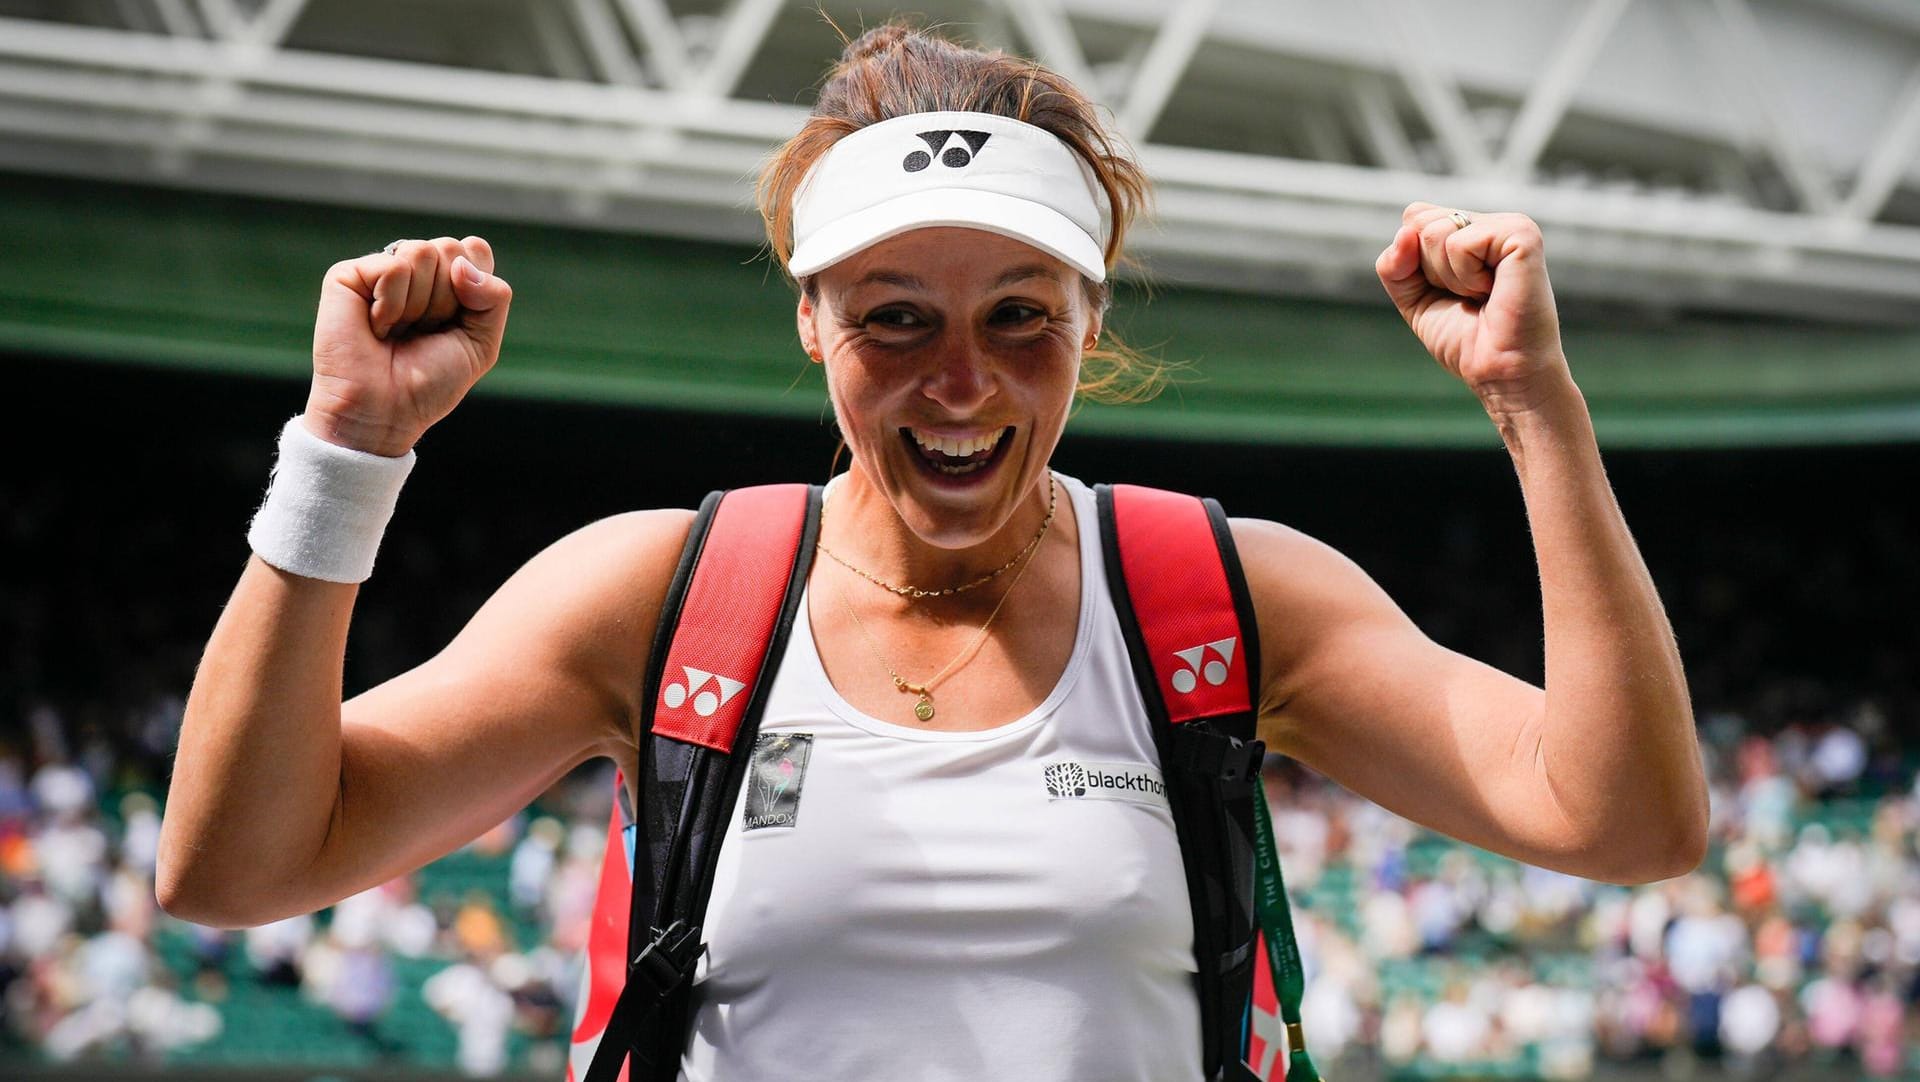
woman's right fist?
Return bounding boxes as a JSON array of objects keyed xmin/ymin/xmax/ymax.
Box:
[{"xmin": 304, "ymin": 235, "xmax": 512, "ymax": 457}]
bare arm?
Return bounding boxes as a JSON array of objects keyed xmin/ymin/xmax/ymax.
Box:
[
  {"xmin": 1245, "ymin": 203, "xmax": 1708, "ymax": 885},
  {"xmin": 158, "ymin": 509, "xmax": 688, "ymax": 927},
  {"xmin": 158, "ymin": 234, "xmax": 681, "ymax": 926},
  {"xmin": 1244, "ymin": 384, "xmax": 1705, "ymax": 882}
]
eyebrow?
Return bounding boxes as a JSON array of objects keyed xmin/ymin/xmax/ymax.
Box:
[
  {"xmin": 848, "ymin": 263, "xmax": 1066, "ymax": 292},
  {"xmin": 990, "ymin": 264, "xmax": 1065, "ymax": 289},
  {"xmin": 850, "ymin": 270, "xmax": 927, "ymax": 291}
]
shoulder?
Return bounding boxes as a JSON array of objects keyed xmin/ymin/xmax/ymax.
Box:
[
  {"xmin": 1226, "ymin": 516, "xmax": 1415, "ymax": 756},
  {"xmin": 446, "ymin": 507, "xmax": 697, "ymax": 760},
  {"xmin": 508, "ymin": 507, "xmax": 696, "ymax": 619},
  {"xmin": 1226, "ymin": 516, "xmax": 1384, "ymax": 644}
]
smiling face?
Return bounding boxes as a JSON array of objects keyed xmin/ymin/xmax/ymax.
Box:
[{"xmin": 798, "ymin": 227, "xmax": 1102, "ymax": 552}]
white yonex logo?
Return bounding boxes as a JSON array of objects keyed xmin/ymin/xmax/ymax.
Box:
[
  {"xmin": 662, "ymin": 665, "xmax": 747, "ymax": 717},
  {"xmin": 1171, "ymin": 637, "xmax": 1237, "ymax": 694},
  {"xmin": 902, "ymin": 129, "xmax": 991, "ymax": 172}
]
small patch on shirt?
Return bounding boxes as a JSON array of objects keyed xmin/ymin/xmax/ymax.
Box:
[
  {"xmin": 744, "ymin": 732, "xmax": 814, "ymax": 830},
  {"xmin": 1042, "ymin": 761, "xmax": 1168, "ymax": 808}
]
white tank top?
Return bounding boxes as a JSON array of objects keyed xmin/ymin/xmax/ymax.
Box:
[{"xmin": 678, "ymin": 475, "xmax": 1203, "ymax": 1081}]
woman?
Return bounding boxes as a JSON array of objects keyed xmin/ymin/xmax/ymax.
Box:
[{"xmin": 157, "ymin": 22, "xmax": 1709, "ymax": 1080}]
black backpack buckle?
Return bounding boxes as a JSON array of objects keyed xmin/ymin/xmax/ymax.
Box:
[
  {"xmin": 630, "ymin": 919, "xmax": 705, "ymax": 998},
  {"xmin": 1172, "ymin": 721, "xmax": 1266, "ymax": 796}
]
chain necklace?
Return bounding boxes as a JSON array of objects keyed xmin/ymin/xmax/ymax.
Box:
[
  {"xmin": 823, "ymin": 476, "xmax": 1056, "ymax": 722},
  {"xmin": 817, "ymin": 474, "xmax": 1057, "ymax": 599}
]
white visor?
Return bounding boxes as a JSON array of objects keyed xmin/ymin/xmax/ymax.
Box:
[{"xmin": 787, "ymin": 110, "xmax": 1109, "ymax": 283}]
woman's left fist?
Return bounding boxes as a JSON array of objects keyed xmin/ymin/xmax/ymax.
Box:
[{"xmin": 1375, "ymin": 202, "xmax": 1572, "ymax": 412}]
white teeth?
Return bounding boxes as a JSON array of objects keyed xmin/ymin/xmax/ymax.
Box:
[{"xmin": 911, "ymin": 428, "xmax": 1003, "ymax": 457}]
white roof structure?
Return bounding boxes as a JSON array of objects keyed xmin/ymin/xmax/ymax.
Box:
[{"xmin": 2, "ymin": 0, "xmax": 1917, "ymax": 324}]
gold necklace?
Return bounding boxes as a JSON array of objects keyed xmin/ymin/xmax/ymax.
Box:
[
  {"xmin": 817, "ymin": 475, "xmax": 1057, "ymax": 599},
  {"xmin": 824, "ymin": 477, "xmax": 1056, "ymax": 722}
]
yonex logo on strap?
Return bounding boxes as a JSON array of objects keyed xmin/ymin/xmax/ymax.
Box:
[
  {"xmin": 661, "ymin": 665, "xmax": 747, "ymax": 717},
  {"xmin": 902, "ymin": 129, "xmax": 992, "ymax": 172},
  {"xmin": 1171, "ymin": 637, "xmax": 1237, "ymax": 694}
]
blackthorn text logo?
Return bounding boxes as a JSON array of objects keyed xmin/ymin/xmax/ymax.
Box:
[{"xmin": 1042, "ymin": 761, "xmax": 1167, "ymax": 808}]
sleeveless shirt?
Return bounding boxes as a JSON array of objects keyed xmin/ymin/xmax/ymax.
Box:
[{"xmin": 676, "ymin": 475, "xmax": 1203, "ymax": 1081}]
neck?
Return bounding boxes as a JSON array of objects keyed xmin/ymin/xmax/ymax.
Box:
[{"xmin": 821, "ymin": 467, "xmax": 1057, "ymax": 598}]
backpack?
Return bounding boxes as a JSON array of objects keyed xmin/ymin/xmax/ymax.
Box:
[{"xmin": 565, "ymin": 483, "xmax": 1320, "ymax": 1082}]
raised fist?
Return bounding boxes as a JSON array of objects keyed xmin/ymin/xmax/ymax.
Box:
[
  {"xmin": 1375, "ymin": 203, "xmax": 1571, "ymax": 413},
  {"xmin": 304, "ymin": 235, "xmax": 512, "ymax": 457}
]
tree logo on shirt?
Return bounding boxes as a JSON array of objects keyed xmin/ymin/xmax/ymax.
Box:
[
  {"xmin": 744, "ymin": 732, "xmax": 814, "ymax": 830},
  {"xmin": 1044, "ymin": 762, "xmax": 1090, "ymax": 798}
]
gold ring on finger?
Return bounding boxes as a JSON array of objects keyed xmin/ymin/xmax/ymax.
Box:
[{"xmin": 1446, "ymin": 210, "xmax": 1471, "ymax": 230}]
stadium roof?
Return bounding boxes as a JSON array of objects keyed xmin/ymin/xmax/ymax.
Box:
[{"xmin": 0, "ymin": 0, "xmax": 1916, "ymax": 444}]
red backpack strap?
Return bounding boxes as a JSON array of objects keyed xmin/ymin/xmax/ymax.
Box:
[
  {"xmin": 650, "ymin": 485, "xmax": 816, "ymax": 752},
  {"xmin": 576, "ymin": 484, "xmax": 819, "ymax": 1082},
  {"xmin": 1096, "ymin": 483, "xmax": 1268, "ymax": 1082},
  {"xmin": 1100, "ymin": 484, "xmax": 1259, "ymax": 727}
]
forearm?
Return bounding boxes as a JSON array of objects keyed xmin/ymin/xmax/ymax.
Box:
[
  {"xmin": 1490, "ymin": 372, "xmax": 1708, "ymax": 881},
  {"xmin": 157, "ymin": 555, "xmax": 354, "ymax": 926}
]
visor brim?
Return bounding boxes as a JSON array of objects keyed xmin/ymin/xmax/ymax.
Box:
[{"xmin": 788, "ymin": 187, "xmax": 1106, "ymax": 283}]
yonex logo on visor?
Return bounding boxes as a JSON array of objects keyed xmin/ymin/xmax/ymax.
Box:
[
  {"xmin": 787, "ymin": 110, "xmax": 1108, "ymax": 283},
  {"xmin": 904, "ymin": 130, "xmax": 991, "ymax": 172}
]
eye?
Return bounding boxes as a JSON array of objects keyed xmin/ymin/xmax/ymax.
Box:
[
  {"xmin": 992, "ymin": 302, "xmax": 1046, "ymax": 325},
  {"xmin": 865, "ymin": 307, "xmax": 924, "ymax": 329}
]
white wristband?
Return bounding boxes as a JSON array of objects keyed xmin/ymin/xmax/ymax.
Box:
[{"xmin": 247, "ymin": 417, "xmax": 417, "ymax": 583}]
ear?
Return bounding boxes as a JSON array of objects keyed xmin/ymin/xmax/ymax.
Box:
[
  {"xmin": 1083, "ymin": 308, "xmax": 1104, "ymax": 352},
  {"xmin": 796, "ymin": 287, "xmax": 821, "ymax": 362}
]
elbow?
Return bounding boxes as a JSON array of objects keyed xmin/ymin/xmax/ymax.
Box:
[
  {"xmin": 1586, "ymin": 807, "xmax": 1709, "ymax": 886},
  {"xmin": 155, "ymin": 842, "xmax": 277, "ymax": 930},
  {"xmin": 154, "ymin": 852, "xmax": 236, "ymax": 929},
  {"xmin": 1636, "ymin": 824, "xmax": 1708, "ymax": 885}
]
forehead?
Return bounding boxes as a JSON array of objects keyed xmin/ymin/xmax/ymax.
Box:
[{"xmin": 813, "ymin": 227, "xmax": 1077, "ymax": 295}]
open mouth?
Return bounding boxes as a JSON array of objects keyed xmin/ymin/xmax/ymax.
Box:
[{"xmin": 901, "ymin": 425, "xmax": 1014, "ymax": 480}]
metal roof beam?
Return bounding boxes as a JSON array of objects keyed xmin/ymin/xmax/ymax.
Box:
[
  {"xmin": 149, "ymin": 0, "xmax": 202, "ymax": 37},
  {"xmin": 1364, "ymin": 0, "xmax": 1492, "ymax": 176},
  {"xmin": 612, "ymin": 0, "xmax": 691, "ymax": 90},
  {"xmin": 691, "ymin": 0, "xmax": 784, "ymax": 102},
  {"xmin": 1498, "ymin": 0, "xmax": 1633, "ymax": 180},
  {"xmin": 1840, "ymin": 63, "xmax": 1920, "ymax": 223},
  {"xmin": 566, "ymin": 0, "xmax": 647, "ymax": 87},
  {"xmin": 1115, "ymin": 0, "xmax": 1218, "ymax": 142},
  {"xmin": 1, "ymin": 8, "xmax": 1917, "ymax": 324},
  {"xmin": 1698, "ymin": 0, "xmax": 1840, "ymax": 214},
  {"xmin": 1003, "ymin": 0, "xmax": 1098, "ymax": 97}
]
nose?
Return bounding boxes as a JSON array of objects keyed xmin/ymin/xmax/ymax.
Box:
[{"xmin": 919, "ymin": 329, "xmax": 996, "ymax": 415}]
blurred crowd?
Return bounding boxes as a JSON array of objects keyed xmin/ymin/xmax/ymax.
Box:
[
  {"xmin": 1268, "ymin": 704, "xmax": 1919, "ymax": 1078},
  {"xmin": 0, "ymin": 689, "xmax": 622, "ymax": 1074}
]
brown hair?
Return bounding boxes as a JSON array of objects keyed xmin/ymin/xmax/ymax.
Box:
[{"xmin": 756, "ymin": 19, "xmax": 1166, "ymax": 404}]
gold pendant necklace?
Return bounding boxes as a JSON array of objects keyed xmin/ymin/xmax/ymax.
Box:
[{"xmin": 825, "ymin": 476, "xmax": 1054, "ymax": 722}]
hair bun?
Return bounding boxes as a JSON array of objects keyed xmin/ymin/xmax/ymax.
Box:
[{"xmin": 841, "ymin": 24, "xmax": 912, "ymax": 64}]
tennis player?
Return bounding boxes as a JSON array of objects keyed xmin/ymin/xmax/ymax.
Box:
[{"xmin": 159, "ymin": 21, "xmax": 1709, "ymax": 1080}]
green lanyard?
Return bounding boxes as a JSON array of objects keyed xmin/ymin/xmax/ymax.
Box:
[{"xmin": 1250, "ymin": 781, "xmax": 1324, "ymax": 1081}]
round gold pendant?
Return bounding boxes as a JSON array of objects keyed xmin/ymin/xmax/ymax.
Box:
[{"xmin": 913, "ymin": 699, "xmax": 935, "ymax": 722}]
